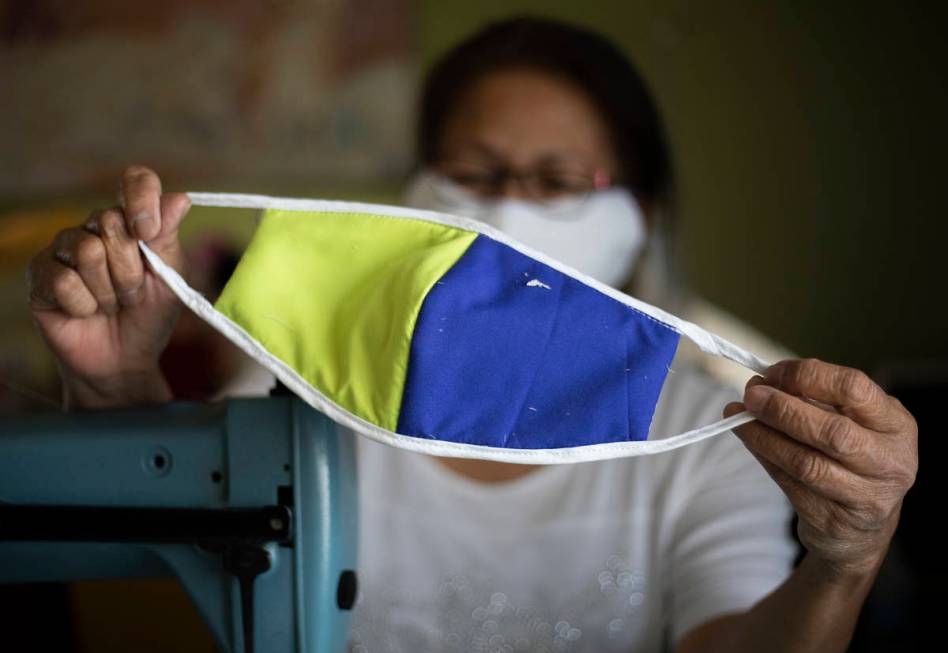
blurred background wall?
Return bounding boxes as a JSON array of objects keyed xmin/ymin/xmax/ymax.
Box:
[
  {"xmin": 0, "ymin": 1, "xmax": 944, "ymax": 651},
  {"xmin": 419, "ymin": 0, "xmax": 948, "ymax": 375}
]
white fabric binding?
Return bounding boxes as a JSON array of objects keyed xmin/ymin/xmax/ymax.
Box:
[{"xmin": 138, "ymin": 191, "xmax": 768, "ymax": 464}]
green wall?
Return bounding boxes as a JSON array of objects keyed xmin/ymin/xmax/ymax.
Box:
[{"xmin": 417, "ymin": 1, "xmax": 948, "ymax": 372}]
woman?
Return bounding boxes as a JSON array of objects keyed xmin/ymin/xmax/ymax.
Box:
[{"xmin": 27, "ymin": 16, "xmax": 917, "ymax": 653}]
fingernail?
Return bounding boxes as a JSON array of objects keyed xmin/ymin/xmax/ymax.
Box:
[
  {"xmin": 131, "ymin": 211, "xmax": 153, "ymax": 239},
  {"xmin": 744, "ymin": 385, "xmax": 773, "ymax": 412},
  {"xmin": 746, "ymin": 375, "xmax": 766, "ymax": 388},
  {"xmin": 764, "ymin": 361, "xmax": 785, "ymax": 385},
  {"xmin": 722, "ymin": 401, "xmax": 745, "ymax": 420}
]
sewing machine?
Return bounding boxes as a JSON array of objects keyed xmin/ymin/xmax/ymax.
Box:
[{"xmin": 0, "ymin": 395, "xmax": 358, "ymax": 653}]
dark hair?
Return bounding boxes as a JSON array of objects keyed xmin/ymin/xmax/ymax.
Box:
[{"xmin": 417, "ymin": 16, "xmax": 674, "ymax": 208}]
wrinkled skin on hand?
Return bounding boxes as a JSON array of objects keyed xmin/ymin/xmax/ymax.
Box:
[
  {"xmin": 725, "ymin": 358, "xmax": 918, "ymax": 579},
  {"xmin": 27, "ymin": 166, "xmax": 190, "ymax": 406}
]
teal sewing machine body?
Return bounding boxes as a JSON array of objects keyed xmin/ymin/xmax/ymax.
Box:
[{"xmin": 0, "ymin": 397, "xmax": 358, "ymax": 653}]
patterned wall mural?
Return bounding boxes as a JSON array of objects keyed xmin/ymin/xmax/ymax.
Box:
[{"xmin": 0, "ymin": 0, "xmax": 418, "ymax": 198}]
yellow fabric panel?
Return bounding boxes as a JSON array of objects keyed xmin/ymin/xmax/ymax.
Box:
[{"xmin": 214, "ymin": 209, "xmax": 477, "ymax": 430}]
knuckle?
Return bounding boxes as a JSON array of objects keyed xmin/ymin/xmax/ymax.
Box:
[
  {"xmin": 792, "ymin": 449, "xmax": 826, "ymax": 487},
  {"xmin": 804, "ymin": 358, "xmax": 834, "ymax": 392},
  {"xmin": 764, "ymin": 390, "xmax": 792, "ymax": 423},
  {"xmin": 896, "ymin": 402, "xmax": 919, "ymax": 438},
  {"xmin": 771, "ymin": 360, "xmax": 795, "ymax": 390},
  {"xmin": 893, "ymin": 459, "xmax": 918, "ymax": 490},
  {"xmin": 779, "ymin": 358, "xmax": 817, "ymax": 393},
  {"xmin": 820, "ymin": 416, "xmax": 861, "ymax": 459},
  {"xmin": 83, "ymin": 207, "xmax": 103, "ymax": 224},
  {"xmin": 51, "ymin": 267, "xmax": 80, "ymax": 297},
  {"xmin": 51, "ymin": 227, "xmax": 74, "ymax": 250},
  {"xmin": 97, "ymin": 208, "xmax": 127, "ymax": 239},
  {"xmin": 74, "ymin": 234, "xmax": 107, "ymax": 269},
  {"xmin": 53, "ymin": 271, "xmax": 96, "ymax": 316},
  {"xmin": 123, "ymin": 164, "xmax": 154, "ymax": 181},
  {"xmin": 869, "ymin": 495, "xmax": 894, "ymax": 524},
  {"xmin": 840, "ymin": 369, "xmax": 875, "ymax": 406},
  {"xmin": 798, "ymin": 357, "xmax": 822, "ymax": 378},
  {"xmin": 903, "ymin": 468, "xmax": 919, "ymax": 491},
  {"xmin": 50, "ymin": 271, "xmax": 93, "ymax": 318}
]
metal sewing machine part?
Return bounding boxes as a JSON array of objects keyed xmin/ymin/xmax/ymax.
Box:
[{"xmin": 0, "ymin": 395, "xmax": 358, "ymax": 653}]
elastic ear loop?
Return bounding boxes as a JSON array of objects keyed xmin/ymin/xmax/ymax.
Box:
[{"xmin": 139, "ymin": 192, "xmax": 766, "ymax": 464}]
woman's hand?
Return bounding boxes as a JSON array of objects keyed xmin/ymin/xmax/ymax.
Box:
[
  {"xmin": 27, "ymin": 166, "xmax": 190, "ymax": 408},
  {"xmin": 725, "ymin": 358, "xmax": 918, "ymax": 581}
]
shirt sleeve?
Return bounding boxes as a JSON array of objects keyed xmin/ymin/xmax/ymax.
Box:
[{"xmin": 666, "ymin": 389, "xmax": 799, "ymax": 649}]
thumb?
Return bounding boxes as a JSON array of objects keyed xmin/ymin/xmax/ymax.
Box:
[{"xmin": 145, "ymin": 192, "xmax": 191, "ymax": 275}]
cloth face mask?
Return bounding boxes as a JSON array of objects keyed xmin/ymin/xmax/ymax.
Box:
[
  {"xmin": 403, "ymin": 171, "xmax": 646, "ymax": 289},
  {"xmin": 140, "ymin": 192, "xmax": 769, "ymax": 465}
]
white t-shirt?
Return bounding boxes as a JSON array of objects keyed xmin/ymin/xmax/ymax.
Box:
[
  {"xmin": 219, "ymin": 361, "xmax": 797, "ymax": 652},
  {"xmin": 348, "ymin": 364, "xmax": 797, "ymax": 653}
]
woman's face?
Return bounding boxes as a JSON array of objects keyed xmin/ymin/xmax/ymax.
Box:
[{"xmin": 434, "ymin": 68, "xmax": 622, "ymax": 204}]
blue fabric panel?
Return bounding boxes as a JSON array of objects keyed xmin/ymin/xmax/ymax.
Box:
[{"xmin": 396, "ymin": 235, "xmax": 680, "ymax": 449}]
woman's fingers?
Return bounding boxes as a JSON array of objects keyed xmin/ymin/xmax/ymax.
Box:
[
  {"xmin": 742, "ymin": 383, "xmax": 883, "ymax": 475},
  {"xmin": 91, "ymin": 208, "xmax": 145, "ymax": 307},
  {"xmin": 728, "ymin": 357, "xmax": 919, "ymax": 576},
  {"xmin": 51, "ymin": 227, "xmax": 118, "ymax": 315},
  {"xmin": 763, "ymin": 358, "xmax": 906, "ymax": 433},
  {"xmin": 29, "ymin": 203, "xmax": 150, "ymax": 317},
  {"xmin": 736, "ymin": 436, "xmax": 829, "ymax": 526},
  {"xmin": 731, "ymin": 414, "xmax": 864, "ymax": 505},
  {"xmin": 28, "ymin": 163, "xmax": 182, "ymax": 322},
  {"xmin": 116, "ymin": 167, "xmax": 189, "ymax": 275},
  {"xmin": 28, "ymin": 247, "xmax": 98, "ymax": 317}
]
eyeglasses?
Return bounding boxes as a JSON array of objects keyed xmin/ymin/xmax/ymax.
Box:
[{"xmin": 437, "ymin": 161, "xmax": 611, "ymax": 202}]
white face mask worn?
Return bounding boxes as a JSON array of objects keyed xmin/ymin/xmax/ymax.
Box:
[{"xmin": 403, "ymin": 171, "xmax": 647, "ymax": 289}]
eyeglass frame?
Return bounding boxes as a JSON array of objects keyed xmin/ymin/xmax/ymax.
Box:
[{"xmin": 433, "ymin": 159, "xmax": 614, "ymax": 202}]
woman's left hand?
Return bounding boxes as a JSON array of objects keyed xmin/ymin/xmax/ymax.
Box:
[{"xmin": 725, "ymin": 358, "xmax": 918, "ymax": 580}]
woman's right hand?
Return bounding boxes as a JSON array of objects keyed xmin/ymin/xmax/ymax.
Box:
[{"xmin": 27, "ymin": 166, "xmax": 191, "ymax": 409}]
